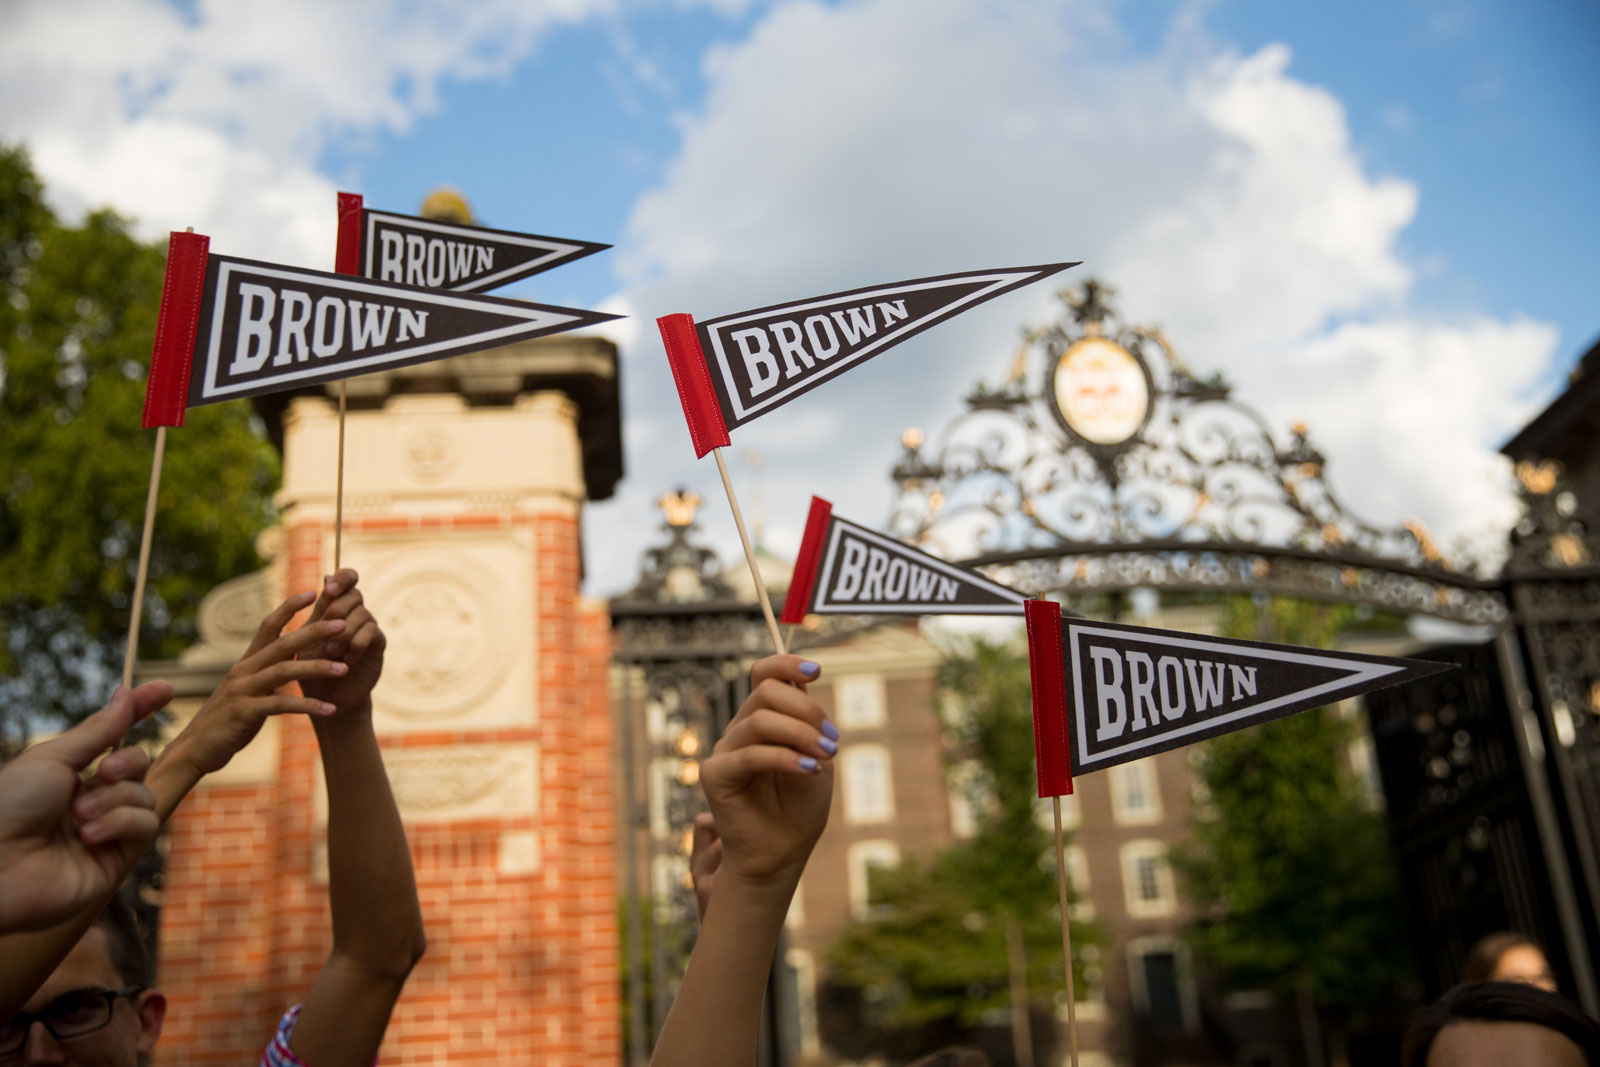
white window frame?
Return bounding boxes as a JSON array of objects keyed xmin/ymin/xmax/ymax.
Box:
[
  {"xmin": 647, "ymin": 758, "xmax": 678, "ymax": 837},
  {"xmin": 948, "ymin": 760, "xmax": 988, "ymax": 838},
  {"xmin": 1109, "ymin": 758, "xmax": 1162, "ymax": 825},
  {"xmin": 1120, "ymin": 839, "xmax": 1177, "ymax": 918},
  {"xmin": 834, "ymin": 673, "xmax": 887, "ymax": 729},
  {"xmin": 1064, "ymin": 845, "xmax": 1093, "ymax": 919},
  {"xmin": 847, "ymin": 839, "xmax": 901, "ymax": 919},
  {"xmin": 651, "ymin": 854, "xmax": 688, "ymax": 918},
  {"xmin": 841, "ymin": 743, "xmax": 896, "ymax": 824}
]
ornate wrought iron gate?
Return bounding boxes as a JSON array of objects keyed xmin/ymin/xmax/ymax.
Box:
[{"xmin": 881, "ymin": 281, "xmax": 1599, "ymax": 1019}]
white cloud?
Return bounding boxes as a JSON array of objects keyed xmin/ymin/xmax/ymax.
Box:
[
  {"xmin": 0, "ymin": 0, "xmax": 1562, "ymax": 601},
  {"xmin": 0, "ymin": 0, "xmax": 609, "ymax": 264},
  {"xmin": 592, "ymin": 0, "xmax": 1560, "ymax": 595},
  {"xmin": 1270, "ymin": 315, "xmax": 1557, "ymax": 551}
]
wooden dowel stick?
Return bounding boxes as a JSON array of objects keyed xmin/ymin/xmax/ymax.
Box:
[
  {"xmin": 1053, "ymin": 796, "xmax": 1080, "ymax": 1067},
  {"xmin": 333, "ymin": 380, "xmax": 347, "ymax": 570},
  {"xmin": 121, "ymin": 425, "xmax": 167, "ymax": 691},
  {"xmin": 713, "ymin": 447, "xmax": 785, "ymax": 654}
]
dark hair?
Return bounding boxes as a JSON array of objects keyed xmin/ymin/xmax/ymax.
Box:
[
  {"xmin": 1402, "ymin": 981, "xmax": 1600, "ymax": 1066},
  {"xmin": 906, "ymin": 1049, "xmax": 990, "ymax": 1067},
  {"xmin": 92, "ymin": 896, "xmax": 154, "ymax": 988},
  {"xmin": 1462, "ymin": 931, "xmax": 1541, "ymax": 984}
]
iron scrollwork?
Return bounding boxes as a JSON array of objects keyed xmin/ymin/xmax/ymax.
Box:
[{"xmin": 887, "ymin": 280, "xmax": 1508, "ymax": 624}]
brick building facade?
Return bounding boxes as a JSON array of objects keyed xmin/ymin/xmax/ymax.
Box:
[{"xmin": 145, "ymin": 340, "xmax": 623, "ymax": 1064}]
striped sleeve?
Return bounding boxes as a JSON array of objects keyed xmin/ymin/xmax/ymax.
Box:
[
  {"xmin": 260, "ymin": 1005, "xmax": 309, "ymax": 1067},
  {"xmin": 259, "ymin": 1004, "xmax": 382, "ymax": 1067}
]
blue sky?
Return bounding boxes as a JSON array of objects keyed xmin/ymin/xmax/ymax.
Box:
[
  {"xmin": 2, "ymin": 0, "xmax": 1596, "ymax": 592},
  {"xmin": 327, "ymin": 0, "xmax": 1599, "ymax": 369}
]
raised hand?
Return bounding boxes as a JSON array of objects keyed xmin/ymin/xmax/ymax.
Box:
[
  {"xmin": 298, "ymin": 569, "xmax": 385, "ymax": 714},
  {"xmin": 650, "ymin": 657, "xmax": 838, "ymax": 1067},
  {"xmin": 162, "ymin": 590, "xmax": 349, "ymax": 780},
  {"xmin": 699, "ymin": 656, "xmax": 837, "ymax": 893},
  {"xmin": 0, "ymin": 682, "xmax": 172, "ymax": 933}
]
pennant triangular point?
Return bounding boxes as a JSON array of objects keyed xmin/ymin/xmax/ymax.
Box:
[
  {"xmin": 695, "ymin": 262, "xmax": 1081, "ymax": 434},
  {"xmin": 185, "ymin": 255, "xmax": 619, "ymax": 409},
  {"xmin": 358, "ymin": 207, "xmax": 610, "ymax": 293},
  {"xmin": 1059, "ymin": 619, "xmax": 1455, "ymax": 776}
]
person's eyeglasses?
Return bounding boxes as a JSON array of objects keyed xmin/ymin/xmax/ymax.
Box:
[{"xmin": 0, "ymin": 987, "xmax": 143, "ymax": 1053}]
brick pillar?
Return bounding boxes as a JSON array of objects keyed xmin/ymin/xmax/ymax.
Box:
[
  {"xmin": 156, "ymin": 374, "xmax": 621, "ymax": 1065},
  {"xmin": 156, "ymin": 783, "xmax": 278, "ymax": 1061}
]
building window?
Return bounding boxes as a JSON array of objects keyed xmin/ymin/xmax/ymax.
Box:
[
  {"xmin": 1120, "ymin": 840, "xmax": 1177, "ymax": 917},
  {"xmin": 783, "ymin": 949, "xmax": 821, "ymax": 1058},
  {"xmin": 835, "ymin": 674, "xmax": 887, "ymax": 729},
  {"xmin": 1128, "ymin": 937, "xmax": 1195, "ymax": 1034},
  {"xmin": 1064, "ymin": 846, "xmax": 1093, "ymax": 919},
  {"xmin": 1109, "ymin": 758, "xmax": 1162, "ymax": 825},
  {"xmin": 948, "ymin": 761, "xmax": 990, "ymax": 838},
  {"xmin": 847, "ymin": 840, "xmax": 900, "ymax": 919},
  {"xmin": 841, "ymin": 744, "xmax": 895, "ymax": 824},
  {"xmin": 647, "ymin": 758, "xmax": 679, "ymax": 837},
  {"xmin": 651, "ymin": 854, "xmax": 688, "ymax": 915}
]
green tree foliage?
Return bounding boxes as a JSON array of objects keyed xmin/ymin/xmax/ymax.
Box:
[
  {"xmin": 0, "ymin": 144, "xmax": 279, "ymax": 739},
  {"xmin": 1175, "ymin": 598, "xmax": 1410, "ymax": 1021},
  {"xmin": 826, "ymin": 638, "xmax": 1096, "ymax": 1043}
]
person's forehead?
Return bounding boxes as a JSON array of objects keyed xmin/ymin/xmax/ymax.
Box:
[
  {"xmin": 22, "ymin": 928, "xmax": 123, "ymax": 1012},
  {"xmin": 1496, "ymin": 944, "xmax": 1550, "ymax": 971},
  {"xmin": 1428, "ymin": 1019, "xmax": 1585, "ymax": 1067}
]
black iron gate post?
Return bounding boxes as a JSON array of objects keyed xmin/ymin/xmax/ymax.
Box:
[
  {"xmin": 1501, "ymin": 456, "xmax": 1600, "ymax": 1012},
  {"xmin": 1493, "ymin": 625, "xmax": 1599, "ymax": 1011}
]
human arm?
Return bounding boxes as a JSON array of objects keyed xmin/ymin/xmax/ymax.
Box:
[
  {"xmin": 650, "ymin": 655, "xmax": 836, "ymax": 1067},
  {"xmin": 0, "ymin": 592, "xmax": 345, "ymax": 1017},
  {"xmin": 278, "ymin": 569, "xmax": 425, "ymax": 1067},
  {"xmin": 0, "ymin": 682, "xmax": 170, "ymax": 1015},
  {"xmin": 145, "ymin": 589, "xmax": 346, "ymax": 819},
  {"xmin": 0, "ymin": 683, "xmax": 170, "ymax": 933}
]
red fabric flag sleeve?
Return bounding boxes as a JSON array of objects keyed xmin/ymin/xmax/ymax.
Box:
[
  {"xmin": 657, "ymin": 313, "xmax": 731, "ymax": 459},
  {"xmin": 141, "ymin": 231, "xmax": 210, "ymax": 429},
  {"xmin": 335, "ymin": 192, "xmax": 363, "ymax": 276},
  {"xmin": 780, "ymin": 496, "xmax": 833, "ymax": 624},
  {"xmin": 1025, "ymin": 598, "xmax": 1074, "ymax": 797}
]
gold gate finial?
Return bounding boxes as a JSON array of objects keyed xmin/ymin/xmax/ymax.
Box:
[{"xmin": 420, "ymin": 187, "xmax": 475, "ymax": 225}]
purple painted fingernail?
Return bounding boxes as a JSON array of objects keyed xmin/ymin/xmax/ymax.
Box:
[
  {"xmin": 331, "ymin": 662, "xmax": 348, "ymax": 675},
  {"xmin": 321, "ymin": 703, "xmax": 337, "ymax": 716},
  {"xmin": 822, "ymin": 720, "xmax": 839, "ymax": 741},
  {"xmin": 819, "ymin": 737, "xmax": 838, "ymax": 756},
  {"xmin": 799, "ymin": 660, "xmax": 820, "ymax": 678},
  {"xmin": 799, "ymin": 756, "xmax": 819, "ymax": 772}
]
